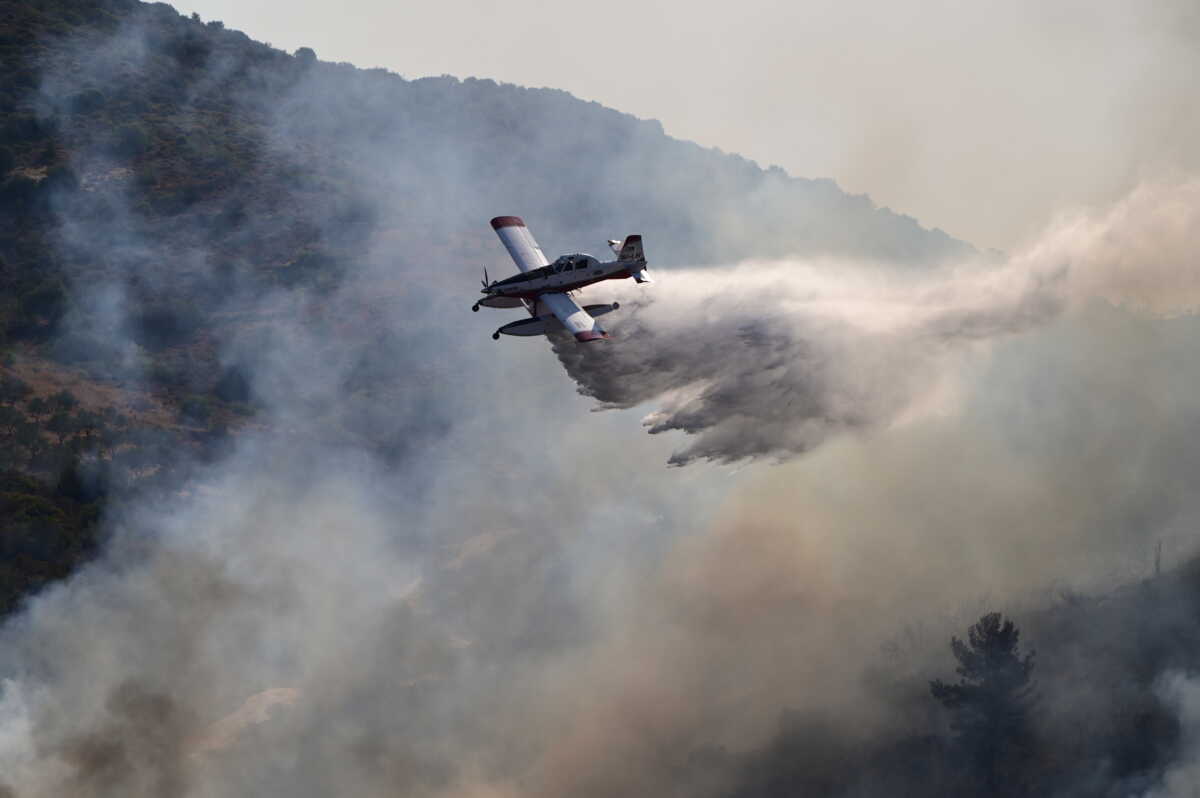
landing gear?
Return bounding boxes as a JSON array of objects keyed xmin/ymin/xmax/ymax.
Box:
[
  {"xmin": 612, "ymin": 301, "xmax": 619, "ymax": 310},
  {"xmin": 492, "ymin": 331, "xmax": 500, "ymax": 340},
  {"xmin": 472, "ymin": 304, "xmax": 480, "ymax": 312}
]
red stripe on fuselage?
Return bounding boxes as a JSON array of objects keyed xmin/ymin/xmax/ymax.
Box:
[{"xmin": 494, "ymin": 275, "xmax": 613, "ymax": 299}]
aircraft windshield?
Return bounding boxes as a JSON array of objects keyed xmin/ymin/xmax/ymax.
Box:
[
  {"xmin": 494, "ymin": 254, "xmax": 597, "ymax": 286},
  {"xmin": 564, "ymin": 254, "xmax": 595, "ymax": 270}
]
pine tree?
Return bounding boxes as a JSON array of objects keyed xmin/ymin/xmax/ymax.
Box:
[{"xmin": 930, "ymin": 612, "xmax": 1036, "ymax": 796}]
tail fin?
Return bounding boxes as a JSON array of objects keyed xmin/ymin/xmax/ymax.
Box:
[
  {"xmin": 618, "ymin": 234, "xmax": 644, "ymax": 263},
  {"xmin": 608, "ymin": 235, "xmax": 650, "ymax": 282}
]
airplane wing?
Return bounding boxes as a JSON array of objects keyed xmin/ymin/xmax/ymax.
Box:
[
  {"xmin": 490, "ymin": 216, "xmax": 549, "ymax": 273},
  {"xmin": 489, "ymin": 216, "xmax": 607, "ymax": 342},
  {"xmin": 540, "ymin": 292, "xmax": 608, "ymax": 342}
]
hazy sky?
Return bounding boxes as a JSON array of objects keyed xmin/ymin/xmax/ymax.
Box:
[{"xmin": 176, "ymin": 0, "xmax": 1199, "ymax": 251}]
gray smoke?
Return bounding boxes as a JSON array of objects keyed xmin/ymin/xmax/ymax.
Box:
[
  {"xmin": 4, "ymin": 4, "xmax": 1200, "ymax": 797},
  {"xmin": 1147, "ymin": 673, "xmax": 1200, "ymax": 798},
  {"xmin": 556, "ymin": 179, "xmax": 1200, "ymax": 465}
]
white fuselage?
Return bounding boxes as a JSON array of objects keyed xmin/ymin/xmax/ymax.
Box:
[{"xmin": 483, "ymin": 254, "xmax": 637, "ymax": 300}]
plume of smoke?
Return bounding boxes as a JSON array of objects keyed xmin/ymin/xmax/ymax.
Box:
[
  {"xmin": 6, "ymin": 5, "xmax": 1200, "ymax": 797},
  {"xmin": 1145, "ymin": 673, "xmax": 1200, "ymax": 798},
  {"xmin": 1043, "ymin": 179, "xmax": 1200, "ymax": 316},
  {"xmin": 556, "ymin": 179, "xmax": 1200, "ymax": 465}
]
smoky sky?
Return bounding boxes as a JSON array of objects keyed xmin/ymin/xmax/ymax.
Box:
[
  {"xmin": 176, "ymin": 0, "xmax": 1200, "ymax": 251},
  {"xmin": 4, "ymin": 3, "xmax": 1200, "ymax": 797}
]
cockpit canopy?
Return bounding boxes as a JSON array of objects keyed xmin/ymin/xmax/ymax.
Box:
[
  {"xmin": 551, "ymin": 253, "xmax": 599, "ymax": 272},
  {"xmin": 492, "ymin": 254, "xmax": 602, "ymax": 288}
]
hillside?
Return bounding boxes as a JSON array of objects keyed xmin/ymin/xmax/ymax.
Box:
[
  {"xmin": 0, "ymin": 0, "xmax": 975, "ymax": 442},
  {"xmin": 0, "ymin": 0, "xmax": 972, "ymax": 266},
  {"xmin": 0, "ymin": 0, "xmax": 977, "ymax": 611},
  {"xmin": 726, "ymin": 556, "xmax": 1200, "ymax": 796},
  {"xmin": 3, "ymin": 3, "xmax": 1200, "ymax": 796}
]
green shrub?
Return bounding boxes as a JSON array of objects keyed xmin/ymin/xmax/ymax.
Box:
[
  {"xmin": 0, "ymin": 175, "xmax": 39, "ymax": 213},
  {"xmin": 48, "ymin": 389, "xmax": 78, "ymax": 414},
  {"xmin": 42, "ymin": 164, "xmax": 79, "ymax": 192},
  {"xmin": 169, "ymin": 33, "xmax": 211, "ymax": 69},
  {"xmin": 213, "ymin": 366, "xmax": 251, "ymax": 402},
  {"xmin": 106, "ymin": 124, "xmax": 150, "ymax": 159},
  {"xmin": 278, "ymin": 250, "xmax": 343, "ymax": 286},
  {"xmin": 0, "ymin": 492, "xmax": 72, "ymax": 562},
  {"xmin": 2, "ymin": 115, "xmax": 48, "ymax": 143},
  {"xmin": 0, "ymin": 492, "xmax": 66, "ymax": 525},
  {"xmin": 134, "ymin": 162, "xmax": 164, "ymax": 190},
  {"xmin": 132, "ymin": 302, "xmax": 203, "ymax": 349},
  {"xmin": 19, "ymin": 278, "xmax": 67, "ymax": 321},
  {"xmin": 180, "ymin": 394, "xmax": 213, "ymax": 423},
  {"xmin": 69, "ymin": 88, "xmax": 106, "ymax": 114},
  {"xmin": 0, "ymin": 375, "xmax": 31, "ymax": 405},
  {"xmin": 148, "ymin": 360, "xmax": 189, "ymax": 389},
  {"xmin": 37, "ymin": 140, "xmax": 59, "ymax": 166},
  {"xmin": 0, "ymin": 471, "xmax": 44, "ymax": 496}
]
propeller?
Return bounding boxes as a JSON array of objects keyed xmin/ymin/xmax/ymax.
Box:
[{"xmin": 481, "ymin": 267, "xmax": 490, "ymax": 289}]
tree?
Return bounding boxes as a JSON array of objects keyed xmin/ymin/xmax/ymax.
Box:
[
  {"xmin": 48, "ymin": 389, "xmax": 78, "ymax": 415},
  {"xmin": 71, "ymin": 409, "xmax": 102, "ymax": 446},
  {"xmin": 0, "ymin": 174, "xmax": 39, "ymax": 214},
  {"xmin": 13, "ymin": 278, "xmax": 67, "ymax": 336},
  {"xmin": 25, "ymin": 397, "xmax": 49, "ymax": 423},
  {"xmin": 0, "ymin": 375, "xmax": 30, "ymax": 406},
  {"xmin": 45, "ymin": 411, "xmax": 78, "ymax": 446},
  {"xmin": 15, "ymin": 421, "xmax": 46, "ymax": 468},
  {"xmin": 107, "ymin": 124, "xmax": 151, "ymax": 159},
  {"xmin": 930, "ymin": 612, "xmax": 1036, "ymax": 796},
  {"xmin": 0, "ymin": 405, "xmax": 22, "ymax": 439}
]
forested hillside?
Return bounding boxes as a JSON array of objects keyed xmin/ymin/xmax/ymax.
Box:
[
  {"xmin": 0, "ymin": 0, "xmax": 972, "ymax": 612},
  {"xmin": 4, "ymin": 3, "xmax": 1200, "ymax": 797}
]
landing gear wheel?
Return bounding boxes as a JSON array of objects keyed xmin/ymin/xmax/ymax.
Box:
[
  {"xmin": 492, "ymin": 332, "xmax": 500, "ymax": 340},
  {"xmin": 472, "ymin": 304, "xmax": 480, "ymax": 312},
  {"xmin": 612, "ymin": 301, "xmax": 620, "ymax": 310}
]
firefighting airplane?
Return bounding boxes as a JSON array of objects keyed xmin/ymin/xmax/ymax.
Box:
[{"xmin": 474, "ymin": 216, "xmax": 650, "ymax": 342}]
